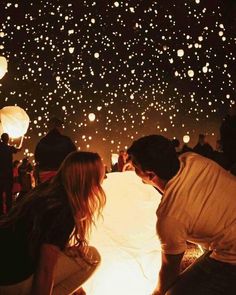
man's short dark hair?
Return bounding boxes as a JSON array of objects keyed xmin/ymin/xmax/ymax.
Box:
[
  {"xmin": 48, "ymin": 116, "xmax": 64, "ymax": 129},
  {"xmin": 127, "ymin": 135, "xmax": 180, "ymax": 180},
  {"xmin": 1, "ymin": 133, "xmax": 9, "ymax": 143}
]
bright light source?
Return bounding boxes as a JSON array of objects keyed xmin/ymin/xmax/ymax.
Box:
[
  {"xmin": 84, "ymin": 172, "xmax": 162, "ymax": 295},
  {"xmin": 183, "ymin": 135, "xmax": 190, "ymax": 143},
  {"xmin": 88, "ymin": 113, "xmax": 96, "ymax": 122}
]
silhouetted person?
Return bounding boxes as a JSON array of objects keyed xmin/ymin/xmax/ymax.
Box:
[
  {"xmin": 0, "ymin": 133, "xmax": 21, "ymax": 215},
  {"xmin": 193, "ymin": 134, "xmax": 213, "ymax": 159},
  {"xmin": 220, "ymin": 107, "xmax": 236, "ymax": 175},
  {"xmin": 117, "ymin": 150, "xmax": 127, "ymax": 172},
  {"xmin": 34, "ymin": 117, "xmax": 77, "ymax": 183},
  {"xmin": 18, "ymin": 157, "xmax": 33, "ymax": 198},
  {"xmin": 171, "ymin": 139, "xmax": 181, "ymax": 154},
  {"xmin": 212, "ymin": 139, "xmax": 229, "ymax": 170},
  {"xmin": 12, "ymin": 160, "xmax": 21, "ymax": 199}
]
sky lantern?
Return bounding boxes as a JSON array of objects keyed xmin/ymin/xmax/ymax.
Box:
[
  {"xmin": 183, "ymin": 134, "xmax": 190, "ymax": 143},
  {"xmin": 0, "ymin": 56, "xmax": 8, "ymax": 80},
  {"xmin": 88, "ymin": 112, "xmax": 96, "ymax": 122},
  {"xmin": 84, "ymin": 172, "xmax": 162, "ymax": 295},
  {"xmin": 0, "ymin": 106, "xmax": 30, "ymax": 138}
]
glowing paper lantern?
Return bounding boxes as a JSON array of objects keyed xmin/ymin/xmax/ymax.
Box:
[
  {"xmin": 0, "ymin": 56, "xmax": 8, "ymax": 80},
  {"xmin": 177, "ymin": 49, "xmax": 184, "ymax": 57},
  {"xmin": 88, "ymin": 113, "xmax": 96, "ymax": 122},
  {"xmin": 183, "ymin": 134, "xmax": 190, "ymax": 143},
  {"xmin": 0, "ymin": 106, "xmax": 30, "ymax": 138},
  {"xmin": 188, "ymin": 69, "xmax": 194, "ymax": 77},
  {"xmin": 84, "ymin": 172, "xmax": 162, "ymax": 295}
]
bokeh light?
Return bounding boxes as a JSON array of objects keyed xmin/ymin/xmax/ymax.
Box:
[{"xmin": 0, "ymin": 0, "xmax": 235, "ymax": 166}]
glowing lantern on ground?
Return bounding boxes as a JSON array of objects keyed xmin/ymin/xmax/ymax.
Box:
[
  {"xmin": 84, "ymin": 171, "xmax": 162, "ymax": 295},
  {"xmin": 0, "ymin": 56, "xmax": 8, "ymax": 80},
  {"xmin": 0, "ymin": 106, "xmax": 30, "ymax": 138}
]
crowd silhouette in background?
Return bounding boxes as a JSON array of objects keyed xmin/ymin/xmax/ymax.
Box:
[
  {"xmin": 0, "ymin": 108, "xmax": 235, "ymax": 295},
  {"xmin": 0, "ymin": 108, "xmax": 236, "ymax": 215}
]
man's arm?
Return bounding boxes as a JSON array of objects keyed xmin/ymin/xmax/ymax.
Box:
[
  {"xmin": 152, "ymin": 252, "xmax": 184, "ymax": 295},
  {"xmin": 31, "ymin": 243, "xmax": 60, "ymax": 295}
]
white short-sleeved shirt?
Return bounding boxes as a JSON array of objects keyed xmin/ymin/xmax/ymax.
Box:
[{"xmin": 156, "ymin": 152, "xmax": 236, "ymax": 264}]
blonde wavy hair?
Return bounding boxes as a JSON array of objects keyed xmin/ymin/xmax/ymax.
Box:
[
  {"xmin": 58, "ymin": 151, "xmax": 106, "ymax": 248},
  {"xmin": 0, "ymin": 151, "xmax": 106, "ymax": 258}
]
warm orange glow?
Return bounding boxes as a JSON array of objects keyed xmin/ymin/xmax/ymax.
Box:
[
  {"xmin": 0, "ymin": 106, "xmax": 30, "ymax": 138},
  {"xmin": 84, "ymin": 172, "xmax": 162, "ymax": 295}
]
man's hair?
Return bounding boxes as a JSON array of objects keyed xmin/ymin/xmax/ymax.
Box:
[
  {"xmin": 48, "ymin": 116, "xmax": 64, "ymax": 129},
  {"xmin": 1, "ymin": 133, "xmax": 9, "ymax": 143},
  {"xmin": 127, "ymin": 135, "xmax": 180, "ymax": 180}
]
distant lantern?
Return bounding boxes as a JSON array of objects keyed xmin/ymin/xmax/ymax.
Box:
[
  {"xmin": 94, "ymin": 52, "xmax": 100, "ymax": 59},
  {"xmin": 0, "ymin": 56, "xmax": 8, "ymax": 80},
  {"xmin": 0, "ymin": 106, "xmax": 30, "ymax": 138},
  {"xmin": 187, "ymin": 69, "xmax": 194, "ymax": 77},
  {"xmin": 69, "ymin": 47, "xmax": 74, "ymax": 54},
  {"xmin": 177, "ymin": 49, "xmax": 184, "ymax": 57},
  {"xmin": 88, "ymin": 113, "xmax": 96, "ymax": 122},
  {"xmin": 183, "ymin": 135, "xmax": 190, "ymax": 143}
]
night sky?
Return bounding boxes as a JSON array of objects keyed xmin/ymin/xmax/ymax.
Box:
[{"xmin": 0, "ymin": 0, "xmax": 236, "ymax": 166}]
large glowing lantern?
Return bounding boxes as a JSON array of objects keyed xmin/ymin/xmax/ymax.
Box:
[
  {"xmin": 0, "ymin": 106, "xmax": 30, "ymax": 138},
  {"xmin": 0, "ymin": 56, "xmax": 8, "ymax": 80},
  {"xmin": 84, "ymin": 171, "xmax": 162, "ymax": 295}
]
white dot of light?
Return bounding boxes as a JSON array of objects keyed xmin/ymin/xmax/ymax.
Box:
[
  {"xmin": 188, "ymin": 69, "xmax": 194, "ymax": 77},
  {"xmin": 88, "ymin": 113, "xmax": 96, "ymax": 122},
  {"xmin": 69, "ymin": 47, "xmax": 74, "ymax": 53},
  {"xmin": 183, "ymin": 135, "xmax": 190, "ymax": 143},
  {"xmin": 177, "ymin": 49, "xmax": 184, "ymax": 57},
  {"xmin": 94, "ymin": 52, "xmax": 100, "ymax": 58},
  {"xmin": 114, "ymin": 1, "xmax": 119, "ymax": 7},
  {"xmin": 202, "ymin": 66, "xmax": 208, "ymax": 73}
]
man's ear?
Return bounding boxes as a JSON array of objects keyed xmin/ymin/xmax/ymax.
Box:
[{"xmin": 146, "ymin": 171, "xmax": 156, "ymax": 180}]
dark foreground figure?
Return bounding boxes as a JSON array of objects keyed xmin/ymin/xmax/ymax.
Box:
[
  {"xmin": 0, "ymin": 151, "xmax": 106, "ymax": 295},
  {"xmin": 128, "ymin": 135, "xmax": 236, "ymax": 295}
]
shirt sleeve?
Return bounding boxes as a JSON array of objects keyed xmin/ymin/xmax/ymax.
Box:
[
  {"xmin": 10, "ymin": 146, "xmax": 19, "ymax": 154},
  {"xmin": 156, "ymin": 215, "xmax": 188, "ymax": 255}
]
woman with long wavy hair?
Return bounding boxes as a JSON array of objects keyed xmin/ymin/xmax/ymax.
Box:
[{"xmin": 0, "ymin": 151, "xmax": 106, "ymax": 295}]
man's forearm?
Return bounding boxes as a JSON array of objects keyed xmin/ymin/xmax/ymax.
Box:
[{"xmin": 154, "ymin": 265, "xmax": 180, "ymax": 295}]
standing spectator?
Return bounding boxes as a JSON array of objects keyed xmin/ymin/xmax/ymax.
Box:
[
  {"xmin": 117, "ymin": 150, "xmax": 127, "ymax": 172},
  {"xmin": 180, "ymin": 143, "xmax": 192, "ymax": 154},
  {"xmin": 193, "ymin": 134, "xmax": 213, "ymax": 159},
  {"xmin": 212, "ymin": 139, "xmax": 229, "ymax": 170},
  {"xmin": 12, "ymin": 160, "xmax": 21, "ymax": 200},
  {"xmin": 220, "ymin": 106, "xmax": 236, "ymax": 175},
  {"xmin": 34, "ymin": 117, "xmax": 77, "ymax": 183},
  {"xmin": 171, "ymin": 139, "xmax": 182, "ymax": 155},
  {"xmin": 0, "ymin": 151, "xmax": 106, "ymax": 295},
  {"xmin": 0, "ymin": 133, "xmax": 21, "ymax": 215},
  {"xmin": 18, "ymin": 157, "xmax": 33, "ymax": 198}
]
